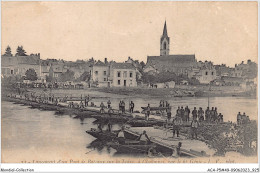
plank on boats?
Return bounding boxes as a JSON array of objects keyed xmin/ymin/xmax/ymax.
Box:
[{"xmin": 124, "ymin": 127, "xmax": 215, "ymax": 157}]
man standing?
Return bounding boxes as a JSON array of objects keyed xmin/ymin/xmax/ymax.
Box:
[
  {"xmin": 192, "ymin": 107, "xmax": 198, "ymax": 120},
  {"xmin": 129, "ymin": 101, "xmax": 134, "ymax": 113},
  {"xmin": 146, "ymin": 104, "xmax": 151, "ymax": 120},
  {"xmin": 237, "ymin": 112, "xmax": 242, "ymax": 125},
  {"xmin": 122, "ymin": 101, "xmax": 125, "ymax": 114},
  {"xmin": 119, "ymin": 101, "xmax": 122, "ymax": 113},
  {"xmin": 166, "ymin": 107, "xmax": 172, "ymax": 122},
  {"xmin": 100, "ymin": 102, "xmax": 105, "ymax": 114},
  {"xmin": 210, "ymin": 107, "xmax": 215, "ymax": 122},
  {"xmin": 180, "ymin": 106, "xmax": 185, "ymax": 121},
  {"xmin": 172, "ymin": 116, "xmax": 183, "ymax": 138},
  {"xmin": 176, "ymin": 106, "xmax": 180, "ymax": 117},
  {"xmin": 205, "ymin": 107, "xmax": 210, "ymax": 122},
  {"xmin": 198, "ymin": 107, "xmax": 204, "ymax": 122},
  {"xmin": 107, "ymin": 100, "xmax": 111, "ymax": 108},
  {"xmin": 191, "ymin": 120, "xmax": 199, "ymax": 139},
  {"xmin": 184, "ymin": 106, "xmax": 190, "ymax": 122}
]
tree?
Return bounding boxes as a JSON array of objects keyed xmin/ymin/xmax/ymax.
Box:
[
  {"xmin": 75, "ymin": 71, "xmax": 90, "ymax": 82},
  {"xmin": 3, "ymin": 45, "xmax": 12, "ymax": 56},
  {"xmin": 25, "ymin": 69, "xmax": 38, "ymax": 81},
  {"xmin": 140, "ymin": 61, "xmax": 146, "ymax": 69},
  {"xmin": 15, "ymin": 46, "xmax": 27, "ymax": 56},
  {"xmin": 58, "ymin": 70, "xmax": 75, "ymax": 82}
]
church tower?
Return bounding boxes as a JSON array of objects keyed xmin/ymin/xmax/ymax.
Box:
[{"xmin": 160, "ymin": 21, "xmax": 170, "ymax": 56}]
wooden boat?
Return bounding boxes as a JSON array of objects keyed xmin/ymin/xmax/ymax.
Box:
[
  {"xmin": 107, "ymin": 140, "xmax": 156, "ymax": 154},
  {"xmin": 86, "ymin": 128, "xmax": 119, "ymax": 141},
  {"xmin": 141, "ymin": 107, "xmax": 168, "ymax": 111}
]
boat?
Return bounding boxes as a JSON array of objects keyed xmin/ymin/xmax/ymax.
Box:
[
  {"xmin": 86, "ymin": 128, "xmax": 119, "ymax": 141},
  {"xmin": 141, "ymin": 106, "xmax": 168, "ymax": 111},
  {"xmin": 107, "ymin": 140, "xmax": 156, "ymax": 154}
]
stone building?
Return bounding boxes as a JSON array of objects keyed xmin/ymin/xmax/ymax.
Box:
[
  {"xmin": 145, "ymin": 21, "xmax": 197, "ymax": 75},
  {"xmin": 109, "ymin": 63, "xmax": 137, "ymax": 87},
  {"xmin": 90, "ymin": 60, "xmax": 137, "ymax": 87},
  {"xmin": 90, "ymin": 60, "xmax": 109, "ymax": 87},
  {"xmin": 1, "ymin": 54, "xmax": 41, "ymax": 78},
  {"xmin": 188, "ymin": 61, "xmax": 217, "ymax": 84}
]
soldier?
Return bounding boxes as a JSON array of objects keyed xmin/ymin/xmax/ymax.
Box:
[
  {"xmin": 205, "ymin": 107, "xmax": 210, "ymax": 122},
  {"xmin": 107, "ymin": 100, "xmax": 111, "ymax": 108},
  {"xmin": 184, "ymin": 106, "xmax": 190, "ymax": 122},
  {"xmin": 100, "ymin": 102, "xmax": 105, "ymax": 113},
  {"xmin": 129, "ymin": 101, "xmax": 134, "ymax": 113},
  {"xmin": 121, "ymin": 101, "xmax": 126, "ymax": 114},
  {"xmin": 192, "ymin": 107, "xmax": 198, "ymax": 120},
  {"xmin": 210, "ymin": 107, "xmax": 215, "ymax": 122},
  {"xmin": 237, "ymin": 112, "xmax": 242, "ymax": 125},
  {"xmin": 191, "ymin": 120, "xmax": 199, "ymax": 139},
  {"xmin": 176, "ymin": 106, "xmax": 181, "ymax": 117},
  {"xmin": 180, "ymin": 106, "xmax": 185, "ymax": 121},
  {"xmin": 172, "ymin": 116, "xmax": 183, "ymax": 138},
  {"xmin": 198, "ymin": 107, "xmax": 204, "ymax": 122},
  {"xmin": 146, "ymin": 104, "xmax": 151, "ymax": 120}
]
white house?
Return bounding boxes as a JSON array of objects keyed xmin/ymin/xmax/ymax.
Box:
[{"xmin": 109, "ymin": 63, "xmax": 137, "ymax": 87}]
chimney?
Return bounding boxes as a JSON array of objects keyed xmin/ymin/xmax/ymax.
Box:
[
  {"xmin": 104, "ymin": 58, "xmax": 108, "ymax": 64},
  {"xmin": 247, "ymin": 59, "xmax": 251, "ymax": 64},
  {"xmin": 241, "ymin": 61, "xmax": 244, "ymax": 64}
]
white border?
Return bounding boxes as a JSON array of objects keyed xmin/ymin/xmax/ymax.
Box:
[{"xmin": 0, "ymin": 0, "xmax": 259, "ymax": 172}]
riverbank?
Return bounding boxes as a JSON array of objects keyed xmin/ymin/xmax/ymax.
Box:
[{"xmin": 92, "ymin": 85, "xmax": 256, "ymax": 98}]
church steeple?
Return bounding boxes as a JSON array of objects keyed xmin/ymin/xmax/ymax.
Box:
[
  {"xmin": 160, "ymin": 20, "xmax": 170, "ymax": 56},
  {"xmin": 162, "ymin": 20, "xmax": 168, "ymax": 36}
]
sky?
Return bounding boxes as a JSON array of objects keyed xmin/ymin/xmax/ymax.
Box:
[{"xmin": 1, "ymin": 1, "xmax": 258, "ymax": 67}]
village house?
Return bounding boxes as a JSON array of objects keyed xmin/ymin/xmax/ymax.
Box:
[
  {"xmin": 90, "ymin": 59, "xmax": 138, "ymax": 88},
  {"xmin": 1, "ymin": 54, "xmax": 41, "ymax": 78},
  {"xmin": 109, "ymin": 62, "xmax": 137, "ymax": 87},
  {"xmin": 90, "ymin": 60, "xmax": 109, "ymax": 87},
  {"xmin": 188, "ymin": 61, "xmax": 217, "ymax": 84}
]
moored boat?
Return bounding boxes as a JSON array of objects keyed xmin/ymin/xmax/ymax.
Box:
[
  {"xmin": 107, "ymin": 140, "xmax": 156, "ymax": 154},
  {"xmin": 86, "ymin": 128, "xmax": 119, "ymax": 141}
]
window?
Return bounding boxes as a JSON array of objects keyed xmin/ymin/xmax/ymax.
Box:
[
  {"xmin": 117, "ymin": 71, "xmax": 121, "ymax": 77},
  {"xmin": 104, "ymin": 78, "xmax": 106, "ymax": 81},
  {"xmin": 205, "ymin": 71, "xmax": 208, "ymax": 75},
  {"xmin": 104, "ymin": 71, "xmax": 106, "ymax": 75},
  {"xmin": 123, "ymin": 71, "xmax": 127, "ymax": 78},
  {"xmin": 130, "ymin": 72, "xmax": 133, "ymax": 78},
  {"xmin": 11, "ymin": 70, "xmax": 14, "ymax": 74},
  {"xmin": 163, "ymin": 42, "xmax": 167, "ymax": 49},
  {"xmin": 118, "ymin": 80, "xmax": 120, "ymax": 85},
  {"xmin": 211, "ymin": 72, "xmax": 214, "ymax": 75},
  {"xmin": 95, "ymin": 71, "xmax": 98, "ymax": 75}
]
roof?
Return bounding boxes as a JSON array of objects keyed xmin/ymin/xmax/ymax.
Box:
[
  {"xmin": 147, "ymin": 54, "xmax": 196, "ymax": 64},
  {"xmin": 2, "ymin": 55, "xmax": 40, "ymax": 66},
  {"xmin": 112, "ymin": 63, "xmax": 136, "ymax": 69},
  {"xmin": 94, "ymin": 61, "xmax": 107, "ymax": 66}
]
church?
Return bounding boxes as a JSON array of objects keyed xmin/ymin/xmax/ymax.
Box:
[{"xmin": 145, "ymin": 21, "xmax": 197, "ymax": 75}]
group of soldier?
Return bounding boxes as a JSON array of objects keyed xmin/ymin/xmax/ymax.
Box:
[
  {"xmin": 237, "ymin": 112, "xmax": 250, "ymax": 125},
  {"xmin": 174, "ymin": 106, "xmax": 224, "ymax": 123}
]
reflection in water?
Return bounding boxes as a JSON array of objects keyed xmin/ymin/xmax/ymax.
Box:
[{"xmin": 1, "ymin": 96, "xmax": 258, "ymax": 162}]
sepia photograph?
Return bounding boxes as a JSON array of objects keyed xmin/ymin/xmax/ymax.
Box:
[{"xmin": 1, "ymin": 1, "xmax": 259, "ymax": 172}]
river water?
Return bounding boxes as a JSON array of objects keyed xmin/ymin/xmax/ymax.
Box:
[{"xmin": 1, "ymin": 96, "xmax": 258, "ymax": 163}]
